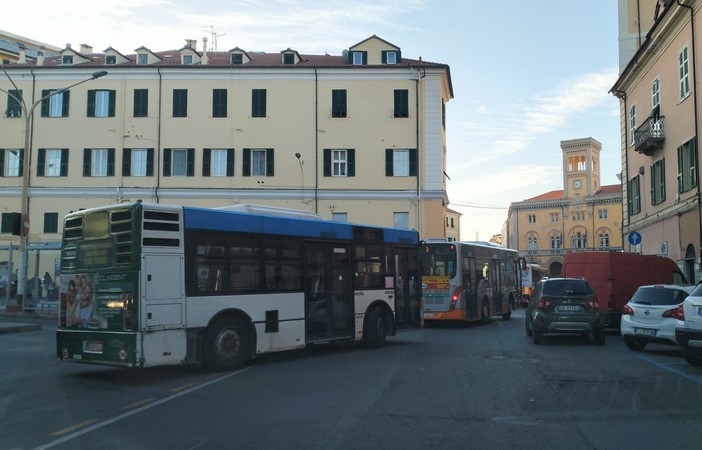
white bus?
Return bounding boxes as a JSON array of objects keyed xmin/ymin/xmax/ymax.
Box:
[
  {"xmin": 421, "ymin": 240, "xmax": 520, "ymax": 323},
  {"xmin": 56, "ymin": 202, "xmax": 423, "ymax": 370}
]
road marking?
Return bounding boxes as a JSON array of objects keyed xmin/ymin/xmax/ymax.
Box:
[
  {"xmin": 50, "ymin": 419, "xmax": 98, "ymax": 436},
  {"xmin": 616, "ymin": 346, "xmax": 702, "ymax": 384},
  {"xmin": 36, "ymin": 366, "xmax": 255, "ymax": 449},
  {"xmin": 121, "ymin": 398, "xmax": 155, "ymax": 410}
]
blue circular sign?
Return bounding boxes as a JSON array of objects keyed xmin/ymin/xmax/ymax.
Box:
[{"xmin": 628, "ymin": 231, "xmax": 642, "ymax": 246}]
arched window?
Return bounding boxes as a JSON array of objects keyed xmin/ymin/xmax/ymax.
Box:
[
  {"xmin": 572, "ymin": 231, "xmax": 587, "ymax": 249},
  {"xmin": 550, "ymin": 234, "xmax": 562, "ymax": 249},
  {"xmin": 598, "ymin": 233, "xmax": 610, "ymax": 248},
  {"xmin": 527, "ymin": 236, "xmax": 538, "ymax": 250},
  {"xmin": 577, "ymin": 156, "xmax": 586, "ymax": 171}
]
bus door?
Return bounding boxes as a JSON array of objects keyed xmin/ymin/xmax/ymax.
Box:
[
  {"xmin": 392, "ymin": 247, "xmax": 421, "ymax": 329},
  {"xmin": 463, "ymin": 257, "xmax": 478, "ymax": 320},
  {"xmin": 304, "ymin": 243, "xmax": 353, "ymax": 341},
  {"xmin": 491, "ymin": 262, "xmax": 503, "ymax": 313}
]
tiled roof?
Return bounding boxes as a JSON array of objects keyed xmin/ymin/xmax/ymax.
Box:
[{"xmin": 525, "ymin": 183, "xmax": 622, "ymax": 201}]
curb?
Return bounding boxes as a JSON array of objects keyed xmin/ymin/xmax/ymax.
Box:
[{"xmin": 0, "ymin": 321, "xmax": 42, "ymax": 334}]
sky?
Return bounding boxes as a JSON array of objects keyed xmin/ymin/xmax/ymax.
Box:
[{"xmin": 5, "ymin": 0, "xmax": 621, "ymax": 241}]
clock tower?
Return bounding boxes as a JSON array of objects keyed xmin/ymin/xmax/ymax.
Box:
[{"xmin": 562, "ymin": 137, "xmax": 601, "ymax": 199}]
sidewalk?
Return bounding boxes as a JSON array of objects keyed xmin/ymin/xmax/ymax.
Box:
[{"xmin": 0, "ymin": 300, "xmax": 56, "ymax": 334}]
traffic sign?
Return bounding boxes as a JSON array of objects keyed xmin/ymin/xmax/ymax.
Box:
[{"xmin": 628, "ymin": 231, "xmax": 642, "ymax": 246}]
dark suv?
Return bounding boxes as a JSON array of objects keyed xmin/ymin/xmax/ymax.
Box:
[{"xmin": 525, "ymin": 277, "xmax": 605, "ymax": 345}]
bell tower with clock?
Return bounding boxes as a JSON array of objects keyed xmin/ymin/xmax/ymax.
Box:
[{"xmin": 562, "ymin": 137, "xmax": 601, "ymax": 199}]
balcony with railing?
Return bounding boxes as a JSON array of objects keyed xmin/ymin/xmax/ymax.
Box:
[{"xmin": 634, "ymin": 114, "xmax": 665, "ymax": 156}]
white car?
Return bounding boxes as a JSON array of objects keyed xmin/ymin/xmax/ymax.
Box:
[
  {"xmin": 675, "ymin": 283, "xmax": 702, "ymax": 365},
  {"xmin": 620, "ymin": 284, "xmax": 694, "ymax": 351}
]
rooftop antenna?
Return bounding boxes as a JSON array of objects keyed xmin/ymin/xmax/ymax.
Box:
[{"xmin": 201, "ymin": 25, "xmax": 226, "ymax": 51}]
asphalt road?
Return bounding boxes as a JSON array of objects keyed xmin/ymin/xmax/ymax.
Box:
[{"xmin": 2, "ymin": 308, "xmax": 702, "ymax": 449}]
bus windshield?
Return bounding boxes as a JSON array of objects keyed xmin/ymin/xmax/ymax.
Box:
[{"xmin": 421, "ymin": 243, "xmax": 457, "ymax": 278}]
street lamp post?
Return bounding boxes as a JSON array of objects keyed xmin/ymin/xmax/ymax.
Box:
[{"xmin": 0, "ymin": 66, "xmax": 107, "ymax": 307}]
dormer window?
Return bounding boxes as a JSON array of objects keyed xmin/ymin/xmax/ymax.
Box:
[
  {"xmin": 105, "ymin": 55, "xmax": 116, "ymax": 65},
  {"xmin": 283, "ymin": 53, "xmax": 294, "ymax": 65},
  {"xmin": 231, "ymin": 53, "xmax": 243, "ymax": 65},
  {"xmin": 137, "ymin": 53, "xmax": 148, "ymax": 65},
  {"xmin": 62, "ymin": 55, "xmax": 73, "ymax": 64},
  {"xmin": 352, "ymin": 51, "xmax": 365, "ymax": 65},
  {"xmin": 183, "ymin": 54, "xmax": 193, "ymax": 65},
  {"xmin": 386, "ymin": 51, "xmax": 397, "ymax": 64}
]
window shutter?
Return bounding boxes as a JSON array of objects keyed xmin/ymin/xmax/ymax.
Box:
[
  {"xmin": 187, "ymin": 148, "xmax": 195, "ymax": 176},
  {"xmin": 243, "ymin": 149, "xmax": 251, "ymax": 176},
  {"xmin": 0, "ymin": 149, "xmax": 4, "ymax": 176},
  {"xmin": 108, "ymin": 90, "xmax": 116, "ymax": 117},
  {"xmin": 347, "ymin": 149, "xmax": 355, "ymax": 177},
  {"xmin": 409, "ymin": 148, "xmax": 418, "ymax": 176},
  {"xmin": 60, "ymin": 149, "xmax": 69, "ymax": 176},
  {"xmin": 17, "ymin": 149, "xmax": 23, "ymax": 176},
  {"xmin": 163, "ymin": 148, "xmax": 172, "ymax": 176},
  {"xmin": 226, "ymin": 149, "xmax": 234, "ymax": 176},
  {"xmin": 87, "ymin": 90, "xmax": 95, "ymax": 117},
  {"xmin": 266, "ymin": 148, "xmax": 274, "ymax": 176},
  {"xmin": 362, "ymin": 51, "xmax": 367, "ymax": 64},
  {"xmin": 385, "ymin": 149, "xmax": 393, "ymax": 176},
  {"xmin": 40, "ymin": 90, "xmax": 50, "ymax": 116},
  {"xmin": 107, "ymin": 148, "xmax": 115, "ymax": 176},
  {"xmin": 323, "ymin": 149, "xmax": 331, "ymax": 176},
  {"xmin": 83, "ymin": 149, "xmax": 92, "ymax": 176},
  {"xmin": 61, "ymin": 91, "xmax": 70, "ymax": 117},
  {"xmin": 146, "ymin": 148, "xmax": 154, "ymax": 176},
  {"xmin": 37, "ymin": 148, "xmax": 45, "ymax": 176},
  {"xmin": 203, "ymin": 148, "xmax": 211, "ymax": 176},
  {"xmin": 123, "ymin": 149, "xmax": 131, "ymax": 176}
]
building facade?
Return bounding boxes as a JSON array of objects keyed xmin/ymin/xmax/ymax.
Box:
[
  {"xmin": 0, "ymin": 35, "xmax": 453, "ymax": 277},
  {"xmin": 611, "ymin": 0, "xmax": 702, "ymax": 283},
  {"xmin": 0, "ymin": 30, "xmax": 60, "ymax": 65},
  {"xmin": 506, "ymin": 138, "xmax": 623, "ymax": 276}
]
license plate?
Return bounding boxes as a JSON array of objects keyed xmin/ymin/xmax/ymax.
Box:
[
  {"xmin": 557, "ymin": 305, "xmax": 581, "ymax": 312},
  {"xmin": 634, "ymin": 328, "xmax": 657, "ymax": 337},
  {"xmin": 423, "ymin": 312, "xmax": 436, "ymax": 319},
  {"xmin": 83, "ymin": 341, "xmax": 103, "ymax": 354}
]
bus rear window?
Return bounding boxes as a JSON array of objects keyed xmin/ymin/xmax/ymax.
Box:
[{"xmin": 421, "ymin": 244, "xmax": 457, "ymax": 278}]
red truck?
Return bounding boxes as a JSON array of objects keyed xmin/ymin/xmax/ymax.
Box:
[{"xmin": 561, "ymin": 251, "xmax": 687, "ymax": 329}]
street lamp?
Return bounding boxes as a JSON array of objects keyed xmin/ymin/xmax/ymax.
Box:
[{"xmin": 0, "ymin": 66, "xmax": 107, "ymax": 307}]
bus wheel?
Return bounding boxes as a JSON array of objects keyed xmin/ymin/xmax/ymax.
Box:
[
  {"xmin": 203, "ymin": 317, "xmax": 251, "ymax": 371},
  {"xmin": 363, "ymin": 307, "xmax": 387, "ymax": 349},
  {"xmin": 481, "ymin": 301, "xmax": 489, "ymax": 324}
]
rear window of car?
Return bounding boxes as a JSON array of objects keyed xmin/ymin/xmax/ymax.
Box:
[
  {"xmin": 542, "ymin": 280, "xmax": 593, "ymax": 296},
  {"xmin": 631, "ymin": 287, "xmax": 690, "ymax": 305}
]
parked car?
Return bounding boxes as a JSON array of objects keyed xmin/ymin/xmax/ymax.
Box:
[
  {"xmin": 675, "ymin": 283, "xmax": 702, "ymax": 366},
  {"xmin": 525, "ymin": 277, "xmax": 605, "ymax": 345},
  {"xmin": 620, "ymin": 284, "xmax": 695, "ymax": 351}
]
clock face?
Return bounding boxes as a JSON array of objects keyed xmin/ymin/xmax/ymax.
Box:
[{"xmin": 574, "ymin": 180, "xmax": 582, "ymax": 189}]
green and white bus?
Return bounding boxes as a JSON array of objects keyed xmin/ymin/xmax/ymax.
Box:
[{"xmin": 56, "ymin": 202, "xmax": 422, "ymax": 370}]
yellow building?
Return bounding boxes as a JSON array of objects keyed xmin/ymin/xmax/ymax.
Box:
[
  {"xmin": 506, "ymin": 138, "xmax": 623, "ymax": 276},
  {"xmin": 611, "ymin": 0, "xmax": 702, "ymax": 283},
  {"xmin": 0, "ymin": 35, "xmax": 454, "ymax": 275},
  {"xmin": 0, "ymin": 30, "xmax": 60, "ymax": 64}
]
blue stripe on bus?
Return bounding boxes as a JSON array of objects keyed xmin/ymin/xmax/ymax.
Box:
[{"xmin": 183, "ymin": 207, "xmax": 354, "ymax": 239}]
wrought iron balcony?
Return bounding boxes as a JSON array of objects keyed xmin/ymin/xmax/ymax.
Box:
[{"xmin": 634, "ymin": 115, "xmax": 665, "ymax": 156}]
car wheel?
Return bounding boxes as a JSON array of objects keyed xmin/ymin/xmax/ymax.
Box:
[
  {"xmin": 532, "ymin": 328, "xmax": 542, "ymax": 345},
  {"xmin": 594, "ymin": 329, "xmax": 606, "ymax": 346},
  {"xmin": 623, "ymin": 336, "xmax": 646, "ymax": 351},
  {"xmin": 681, "ymin": 347, "xmax": 702, "ymax": 366},
  {"xmin": 525, "ymin": 316, "xmax": 532, "ymax": 337}
]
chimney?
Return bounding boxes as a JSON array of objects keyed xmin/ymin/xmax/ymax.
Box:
[
  {"xmin": 65, "ymin": 43, "xmax": 71, "ymax": 49},
  {"xmin": 18, "ymin": 44, "xmax": 26, "ymax": 63},
  {"xmin": 80, "ymin": 43, "xmax": 93, "ymax": 54},
  {"xmin": 185, "ymin": 39, "xmax": 197, "ymax": 50},
  {"xmin": 201, "ymin": 37, "xmax": 209, "ymax": 65},
  {"xmin": 37, "ymin": 48, "xmax": 45, "ymax": 66}
]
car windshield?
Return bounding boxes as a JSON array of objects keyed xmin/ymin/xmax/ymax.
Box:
[
  {"xmin": 631, "ymin": 287, "xmax": 689, "ymax": 305},
  {"xmin": 542, "ymin": 280, "xmax": 593, "ymax": 296}
]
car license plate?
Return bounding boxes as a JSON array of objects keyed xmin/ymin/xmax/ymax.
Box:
[
  {"xmin": 634, "ymin": 328, "xmax": 657, "ymax": 337},
  {"xmin": 557, "ymin": 305, "xmax": 581, "ymax": 312},
  {"xmin": 424, "ymin": 312, "xmax": 436, "ymax": 319},
  {"xmin": 83, "ymin": 341, "xmax": 103, "ymax": 354}
]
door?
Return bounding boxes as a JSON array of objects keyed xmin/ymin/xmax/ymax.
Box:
[
  {"xmin": 305, "ymin": 242, "xmax": 353, "ymax": 340},
  {"xmin": 392, "ymin": 247, "xmax": 422, "ymax": 329}
]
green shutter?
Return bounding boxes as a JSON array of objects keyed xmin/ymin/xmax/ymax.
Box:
[
  {"xmin": 226, "ymin": 149, "xmax": 234, "ymax": 176},
  {"xmin": 347, "ymin": 149, "xmax": 355, "ymax": 177},
  {"xmin": 187, "ymin": 148, "xmax": 195, "ymax": 176},
  {"xmin": 323, "ymin": 149, "xmax": 331, "ymax": 176},
  {"xmin": 37, "ymin": 149, "xmax": 45, "ymax": 176},
  {"xmin": 87, "ymin": 90, "xmax": 96, "ymax": 117},
  {"xmin": 266, "ymin": 148, "xmax": 274, "ymax": 176},
  {"xmin": 163, "ymin": 148, "xmax": 171, "ymax": 176},
  {"xmin": 243, "ymin": 149, "xmax": 251, "ymax": 176},
  {"xmin": 203, "ymin": 148, "xmax": 211, "ymax": 176},
  {"xmin": 83, "ymin": 149, "xmax": 92, "ymax": 176},
  {"xmin": 123, "ymin": 149, "xmax": 131, "ymax": 176},
  {"xmin": 107, "ymin": 148, "xmax": 115, "ymax": 176}
]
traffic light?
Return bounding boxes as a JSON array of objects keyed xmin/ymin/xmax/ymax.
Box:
[{"xmin": 11, "ymin": 212, "xmax": 21, "ymax": 236}]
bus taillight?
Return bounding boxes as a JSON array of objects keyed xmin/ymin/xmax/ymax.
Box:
[{"xmin": 449, "ymin": 286, "xmax": 463, "ymax": 312}]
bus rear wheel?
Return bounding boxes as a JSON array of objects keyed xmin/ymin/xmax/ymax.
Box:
[
  {"xmin": 203, "ymin": 317, "xmax": 251, "ymax": 371},
  {"xmin": 363, "ymin": 307, "xmax": 388, "ymax": 349},
  {"xmin": 481, "ymin": 301, "xmax": 490, "ymax": 324}
]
